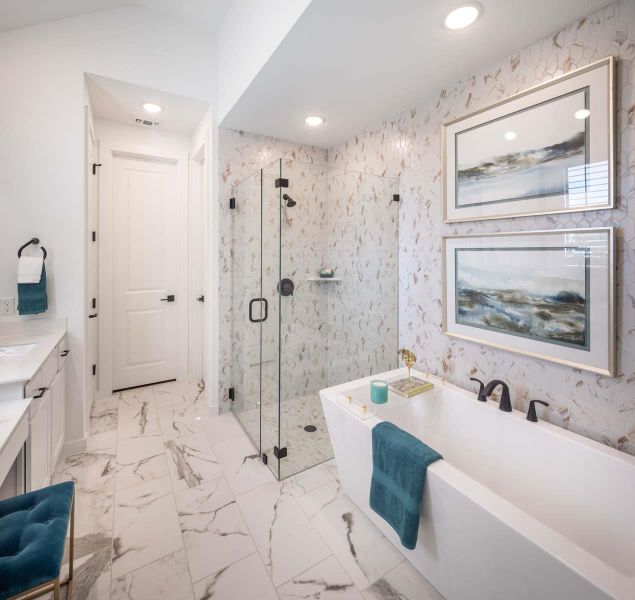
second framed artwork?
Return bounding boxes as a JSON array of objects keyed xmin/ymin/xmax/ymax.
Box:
[
  {"xmin": 443, "ymin": 57, "xmax": 615, "ymax": 222},
  {"xmin": 442, "ymin": 228, "xmax": 615, "ymax": 376}
]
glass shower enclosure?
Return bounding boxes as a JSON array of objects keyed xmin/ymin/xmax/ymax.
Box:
[{"xmin": 231, "ymin": 158, "xmax": 399, "ymax": 479}]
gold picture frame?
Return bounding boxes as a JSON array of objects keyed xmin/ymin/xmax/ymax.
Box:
[
  {"xmin": 442, "ymin": 57, "xmax": 616, "ymax": 223},
  {"xmin": 441, "ymin": 227, "xmax": 615, "ymax": 376}
]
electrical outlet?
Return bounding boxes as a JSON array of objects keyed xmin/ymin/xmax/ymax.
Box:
[{"xmin": 0, "ymin": 297, "xmax": 15, "ymax": 316}]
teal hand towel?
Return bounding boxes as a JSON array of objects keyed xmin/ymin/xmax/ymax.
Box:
[
  {"xmin": 18, "ymin": 264, "xmax": 48, "ymax": 315},
  {"xmin": 369, "ymin": 421, "xmax": 442, "ymax": 550}
]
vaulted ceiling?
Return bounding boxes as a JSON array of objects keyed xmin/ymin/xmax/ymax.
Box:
[{"xmin": 0, "ymin": 0, "xmax": 231, "ymax": 34}]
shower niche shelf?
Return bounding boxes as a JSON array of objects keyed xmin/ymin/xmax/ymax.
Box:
[{"xmin": 306, "ymin": 277, "xmax": 342, "ymax": 282}]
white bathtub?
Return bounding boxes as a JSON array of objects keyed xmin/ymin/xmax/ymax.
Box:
[{"xmin": 320, "ymin": 368, "xmax": 635, "ymax": 600}]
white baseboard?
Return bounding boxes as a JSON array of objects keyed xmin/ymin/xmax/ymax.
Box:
[{"xmin": 61, "ymin": 437, "xmax": 87, "ymax": 460}]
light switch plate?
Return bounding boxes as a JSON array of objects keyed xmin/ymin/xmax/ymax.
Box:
[{"xmin": 0, "ymin": 297, "xmax": 15, "ymax": 315}]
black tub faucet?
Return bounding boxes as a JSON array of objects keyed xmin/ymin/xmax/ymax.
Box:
[
  {"xmin": 527, "ymin": 400, "xmax": 549, "ymax": 422},
  {"xmin": 483, "ymin": 380, "xmax": 512, "ymax": 412},
  {"xmin": 469, "ymin": 377, "xmax": 487, "ymax": 402}
]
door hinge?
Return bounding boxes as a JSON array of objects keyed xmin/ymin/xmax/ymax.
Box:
[
  {"xmin": 275, "ymin": 178, "xmax": 289, "ymax": 189},
  {"xmin": 92, "ymin": 231, "xmax": 96, "ymax": 242},
  {"xmin": 91, "ymin": 298, "xmax": 96, "ymax": 309},
  {"xmin": 262, "ymin": 452, "xmax": 268, "ymax": 465},
  {"xmin": 92, "ymin": 163, "xmax": 102, "ymax": 175},
  {"xmin": 92, "ymin": 364, "xmax": 96, "ymax": 376},
  {"xmin": 393, "ymin": 194, "xmax": 400, "ymax": 202},
  {"xmin": 229, "ymin": 197, "xmax": 236, "ymax": 209},
  {"xmin": 274, "ymin": 446, "xmax": 288, "ymax": 459},
  {"xmin": 228, "ymin": 387, "xmax": 234, "ymax": 401}
]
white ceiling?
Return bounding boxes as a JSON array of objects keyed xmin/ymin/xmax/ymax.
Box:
[
  {"xmin": 86, "ymin": 74, "xmax": 210, "ymax": 135},
  {"xmin": 0, "ymin": 0, "xmax": 230, "ymax": 34},
  {"xmin": 221, "ymin": 0, "xmax": 611, "ymax": 148}
]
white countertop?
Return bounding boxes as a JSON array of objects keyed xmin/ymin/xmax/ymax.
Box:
[
  {"xmin": 0, "ymin": 396, "xmax": 31, "ymax": 455},
  {"xmin": 0, "ymin": 329, "xmax": 66, "ymax": 385}
]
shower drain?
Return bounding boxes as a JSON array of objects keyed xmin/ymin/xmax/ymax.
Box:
[{"xmin": 304, "ymin": 425, "xmax": 317, "ymax": 433}]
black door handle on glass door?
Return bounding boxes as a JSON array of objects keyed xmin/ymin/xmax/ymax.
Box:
[{"xmin": 249, "ymin": 298, "xmax": 268, "ymax": 323}]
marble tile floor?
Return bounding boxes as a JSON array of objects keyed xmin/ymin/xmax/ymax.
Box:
[
  {"xmin": 49, "ymin": 379, "xmax": 443, "ymax": 600},
  {"xmin": 236, "ymin": 391, "xmax": 334, "ymax": 479}
]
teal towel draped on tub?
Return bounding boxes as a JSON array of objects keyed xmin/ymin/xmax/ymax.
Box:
[
  {"xmin": 370, "ymin": 421, "xmax": 442, "ymax": 550},
  {"xmin": 18, "ymin": 265, "xmax": 47, "ymax": 315}
]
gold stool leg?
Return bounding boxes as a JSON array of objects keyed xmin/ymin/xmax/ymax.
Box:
[
  {"xmin": 66, "ymin": 493, "xmax": 75, "ymax": 600},
  {"xmin": 53, "ymin": 579, "xmax": 61, "ymax": 600}
]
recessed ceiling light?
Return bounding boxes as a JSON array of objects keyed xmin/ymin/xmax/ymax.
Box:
[
  {"xmin": 305, "ymin": 116, "xmax": 324, "ymax": 127},
  {"xmin": 445, "ymin": 4, "xmax": 481, "ymax": 30},
  {"xmin": 504, "ymin": 131, "xmax": 517, "ymax": 141},
  {"xmin": 142, "ymin": 102, "xmax": 162, "ymax": 113},
  {"xmin": 574, "ymin": 108, "xmax": 591, "ymax": 120}
]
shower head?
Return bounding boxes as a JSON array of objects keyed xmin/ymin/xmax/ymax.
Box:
[{"xmin": 283, "ymin": 193, "xmax": 296, "ymax": 207}]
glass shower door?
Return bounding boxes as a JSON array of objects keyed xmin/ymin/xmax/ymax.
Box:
[
  {"xmin": 260, "ymin": 160, "xmax": 282, "ymax": 478},
  {"xmin": 230, "ymin": 170, "xmax": 263, "ymax": 450}
]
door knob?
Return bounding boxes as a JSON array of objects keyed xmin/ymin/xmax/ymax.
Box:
[
  {"xmin": 160, "ymin": 295, "xmax": 175, "ymax": 302},
  {"xmin": 197, "ymin": 295, "xmax": 205, "ymax": 302},
  {"xmin": 88, "ymin": 313, "xmax": 98, "ymax": 318}
]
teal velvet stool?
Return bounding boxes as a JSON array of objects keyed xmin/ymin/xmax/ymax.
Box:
[{"xmin": 0, "ymin": 481, "xmax": 75, "ymax": 600}]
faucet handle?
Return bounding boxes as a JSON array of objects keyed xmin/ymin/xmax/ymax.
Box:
[
  {"xmin": 469, "ymin": 377, "xmax": 487, "ymax": 402},
  {"xmin": 527, "ymin": 399, "xmax": 549, "ymax": 422}
]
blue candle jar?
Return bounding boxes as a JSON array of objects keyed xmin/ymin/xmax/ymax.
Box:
[{"xmin": 370, "ymin": 380, "xmax": 388, "ymax": 404}]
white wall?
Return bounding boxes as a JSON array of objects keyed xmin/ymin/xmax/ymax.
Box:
[
  {"xmin": 215, "ymin": 0, "xmax": 312, "ymax": 123},
  {"xmin": 0, "ymin": 6, "xmax": 215, "ymax": 446}
]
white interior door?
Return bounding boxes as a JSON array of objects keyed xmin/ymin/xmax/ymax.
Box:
[
  {"xmin": 112, "ymin": 154, "xmax": 178, "ymax": 390},
  {"xmin": 86, "ymin": 116, "xmax": 99, "ymax": 415}
]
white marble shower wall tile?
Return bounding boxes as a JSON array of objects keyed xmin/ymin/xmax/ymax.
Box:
[{"xmin": 236, "ymin": 479, "xmax": 331, "ymax": 586}]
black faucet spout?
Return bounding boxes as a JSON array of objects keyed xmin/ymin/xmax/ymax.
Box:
[{"xmin": 483, "ymin": 379, "xmax": 512, "ymax": 412}]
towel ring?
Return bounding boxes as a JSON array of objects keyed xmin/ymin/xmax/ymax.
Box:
[{"xmin": 18, "ymin": 237, "xmax": 47, "ymax": 260}]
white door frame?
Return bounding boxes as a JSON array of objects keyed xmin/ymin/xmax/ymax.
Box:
[
  {"xmin": 84, "ymin": 108, "xmax": 99, "ymax": 424},
  {"xmin": 189, "ymin": 143, "xmax": 206, "ymax": 382},
  {"xmin": 98, "ymin": 143, "xmax": 189, "ymax": 396}
]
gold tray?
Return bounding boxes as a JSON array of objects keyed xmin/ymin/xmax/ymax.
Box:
[{"xmin": 388, "ymin": 376, "xmax": 434, "ymax": 398}]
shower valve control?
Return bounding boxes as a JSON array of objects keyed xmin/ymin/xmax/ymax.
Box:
[{"xmin": 278, "ymin": 278, "xmax": 295, "ymax": 297}]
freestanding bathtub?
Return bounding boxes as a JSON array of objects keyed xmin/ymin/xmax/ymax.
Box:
[{"xmin": 320, "ymin": 368, "xmax": 635, "ymax": 600}]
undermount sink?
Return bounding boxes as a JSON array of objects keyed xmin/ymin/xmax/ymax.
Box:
[{"xmin": 0, "ymin": 343, "xmax": 36, "ymax": 359}]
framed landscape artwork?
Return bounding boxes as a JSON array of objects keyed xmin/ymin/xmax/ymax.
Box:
[
  {"xmin": 443, "ymin": 57, "xmax": 615, "ymax": 222},
  {"xmin": 442, "ymin": 228, "xmax": 615, "ymax": 375}
]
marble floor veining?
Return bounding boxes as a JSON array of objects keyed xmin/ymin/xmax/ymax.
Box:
[{"xmin": 50, "ymin": 380, "xmax": 443, "ymax": 600}]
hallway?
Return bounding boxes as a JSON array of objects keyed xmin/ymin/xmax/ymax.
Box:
[{"xmin": 51, "ymin": 380, "xmax": 440, "ymax": 599}]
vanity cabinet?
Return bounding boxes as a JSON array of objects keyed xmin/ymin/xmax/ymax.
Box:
[
  {"xmin": 24, "ymin": 336, "xmax": 68, "ymax": 491},
  {"xmin": 29, "ymin": 387, "xmax": 51, "ymax": 491}
]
